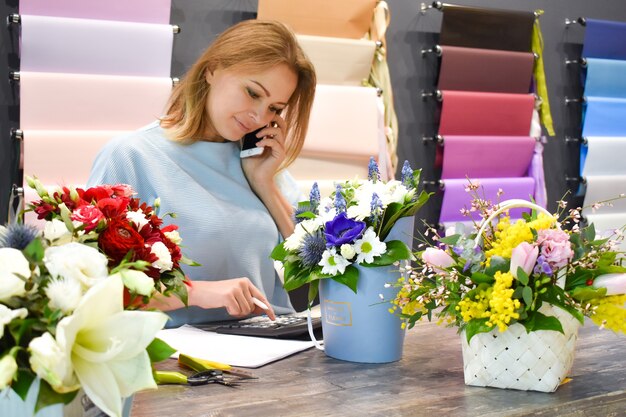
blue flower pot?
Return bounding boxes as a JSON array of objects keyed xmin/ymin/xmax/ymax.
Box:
[{"xmin": 319, "ymin": 216, "xmax": 414, "ymax": 363}]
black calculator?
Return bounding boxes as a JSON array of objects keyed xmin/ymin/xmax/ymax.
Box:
[{"xmin": 200, "ymin": 314, "xmax": 322, "ymax": 339}]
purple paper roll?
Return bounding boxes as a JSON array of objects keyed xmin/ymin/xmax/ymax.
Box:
[
  {"xmin": 19, "ymin": 0, "xmax": 171, "ymax": 24},
  {"xmin": 441, "ymin": 136, "xmax": 535, "ymax": 179},
  {"xmin": 439, "ymin": 177, "xmax": 536, "ymax": 223}
]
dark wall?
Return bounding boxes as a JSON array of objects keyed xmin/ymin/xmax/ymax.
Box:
[{"xmin": 2, "ymin": 0, "xmax": 626, "ymax": 225}]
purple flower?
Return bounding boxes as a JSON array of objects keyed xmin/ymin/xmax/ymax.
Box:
[
  {"xmin": 324, "ymin": 212, "xmax": 366, "ymax": 247},
  {"xmin": 368, "ymin": 157, "xmax": 380, "ymax": 183},
  {"xmin": 533, "ymin": 255, "xmax": 553, "ymax": 276},
  {"xmin": 309, "ymin": 182, "xmax": 320, "ymax": 211},
  {"xmin": 401, "ymin": 160, "xmax": 413, "ymax": 189},
  {"xmin": 334, "ymin": 184, "xmax": 346, "ymax": 213}
]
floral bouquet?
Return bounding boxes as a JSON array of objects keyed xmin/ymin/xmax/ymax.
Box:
[
  {"xmin": 0, "ymin": 179, "xmax": 191, "ymax": 417},
  {"xmin": 271, "ymin": 158, "xmax": 430, "ymax": 304}
]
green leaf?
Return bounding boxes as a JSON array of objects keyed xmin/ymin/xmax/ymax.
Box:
[
  {"xmin": 331, "ymin": 265, "xmax": 359, "ymax": 293},
  {"xmin": 35, "ymin": 379, "xmax": 79, "ymax": 412},
  {"xmin": 470, "ymin": 272, "xmax": 494, "ymax": 284},
  {"xmin": 522, "ymin": 286, "xmax": 533, "ymax": 307},
  {"xmin": 570, "ymin": 286, "xmax": 607, "ymax": 301},
  {"xmin": 179, "ymin": 255, "xmax": 201, "ymax": 267},
  {"xmin": 23, "ymin": 238, "xmax": 45, "ymax": 263},
  {"xmin": 485, "ymin": 256, "xmax": 509, "ymax": 276},
  {"xmin": 147, "ymin": 338, "xmax": 177, "ymax": 363},
  {"xmin": 465, "ymin": 318, "xmax": 493, "ymax": 343},
  {"xmin": 12, "ymin": 370, "xmax": 35, "ymax": 401},
  {"xmin": 523, "ymin": 311, "xmax": 564, "ymax": 334},
  {"xmin": 439, "ymin": 235, "xmax": 461, "ymax": 245},
  {"xmin": 295, "ymin": 211, "xmax": 316, "ymax": 219},
  {"xmin": 516, "ymin": 267, "xmax": 529, "ymax": 286},
  {"xmin": 584, "ymin": 223, "xmax": 596, "ymax": 242},
  {"xmin": 367, "ymin": 240, "xmax": 411, "ymax": 266},
  {"xmin": 270, "ymin": 242, "xmax": 288, "ymax": 262},
  {"xmin": 307, "ymin": 280, "xmax": 320, "ymax": 306}
]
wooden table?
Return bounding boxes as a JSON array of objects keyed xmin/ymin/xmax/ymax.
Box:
[{"xmin": 132, "ymin": 321, "xmax": 625, "ymax": 417}]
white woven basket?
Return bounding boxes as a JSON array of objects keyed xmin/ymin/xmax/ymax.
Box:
[{"xmin": 461, "ymin": 200, "xmax": 581, "ymax": 392}]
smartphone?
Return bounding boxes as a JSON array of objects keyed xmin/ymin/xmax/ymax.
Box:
[{"xmin": 240, "ymin": 127, "xmax": 265, "ymax": 158}]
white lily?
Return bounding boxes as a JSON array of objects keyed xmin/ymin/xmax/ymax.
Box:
[{"xmin": 56, "ymin": 276, "xmax": 168, "ymax": 417}]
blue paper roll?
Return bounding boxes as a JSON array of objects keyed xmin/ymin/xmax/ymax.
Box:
[
  {"xmin": 582, "ymin": 97, "xmax": 626, "ymax": 137},
  {"xmin": 582, "ymin": 19, "xmax": 626, "ymax": 60},
  {"xmin": 584, "ymin": 58, "xmax": 626, "ymax": 98}
]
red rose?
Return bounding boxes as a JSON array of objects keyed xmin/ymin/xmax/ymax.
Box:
[
  {"xmin": 98, "ymin": 218, "xmax": 146, "ymax": 265},
  {"xmin": 71, "ymin": 205, "xmax": 105, "ymax": 232}
]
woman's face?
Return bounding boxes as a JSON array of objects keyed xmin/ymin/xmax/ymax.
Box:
[{"xmin": 205, "ymin": 63, "xmax": 298, "ymax": 141}]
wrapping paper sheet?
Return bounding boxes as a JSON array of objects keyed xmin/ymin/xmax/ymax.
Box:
[
  {"xmin": 290, "ymin": 157, "xmax": 369, "ymax": 200},
  {"xmin": 439, "ymin": 177, "xmax": 536, "ymax": 223},
  {"xmin": 19, "ymin": 0, "xmax": 171, "ymax": 24},
  {"xmin": 438, "ymin": 46, "xmax": 534, "ymax": 94},
  {"xmin": 584, "ymin": 213, "xmax": 626, "ymax": 251},
  {"xmin": 20, "ymin": 15, "xmax": 173, "ymax": 77},
  {"xmin": 584, "ymin": 58, "xmax": 626, "ymax": 98},
  {"xmin": 20, "ymin": 71, "xmax": 172, "ymax": 130},
  {"xmin": 23, "ymin": 130, "xmax": 128, "ymax": 185},
  {"xmin": 438, "ymin": 91, "xmax": 535, "ymax": 136},
  {"xmin": 296, "ymin": 35, "xmax": 375, "ymax": 86},
  {"xmin": 582, "ymin": 18, "xmax": 626, "ymax": 60},
  {"xmin": 582, "ymin": 176, "xmax": 626, "ymax": 215},
  {"xmin": 301, "ymin": 85, "xmax": 380, "ymax": 161},
  {"xmin": 582, "ymin": 97, "xmax": 626, "ymax": 137},
  {"xmin": 441, "ymin": 136, "xmax": 535, "ymax": 179},
  {"xmin": 439, "ymin": 4, "xmax": 534, "ymax": 52},
  {"xmin": 581, "ymin": 137, "xmax": 626, "ymax": 177}
]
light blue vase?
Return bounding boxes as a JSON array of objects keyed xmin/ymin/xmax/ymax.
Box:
[{"xmin": 319, "ymin": 216, "xmax": 414, "ymax": 363}]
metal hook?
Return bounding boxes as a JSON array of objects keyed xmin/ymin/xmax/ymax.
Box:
[
  {"xmin": 421, "ymin": 90, "xmax": 442, "ymax": 101},
  {"xmin": 565, "ymin": 136, "xmax": 587, "ymax": 145},
  {"xmin": 11, "ymin": 129, "xmax": 23, "ymax": 141},
  {"xmin": 565, "ymin": 17, "xmax": 586, "ymax": 27},
  {"xmin": 422, "ymin": 180, "xmax": 444, "ymax": 191},
  {"xmin": 564, "ymin": 96, "xmax": 585, "ymax": 105},
  {"xmin": 419, "ymin": 1, "xmax": 443, "ymax": 14},
  {"xmin": 564, "ymin": 58, "xmax": 587, "ymax": 67},
  {"xmin": 420, "ymin": 45, "xmax": 442, "ymax": 57},
  {"xmin": 422, "ymin": 135, "xmax": 444, "ymax": 144}
]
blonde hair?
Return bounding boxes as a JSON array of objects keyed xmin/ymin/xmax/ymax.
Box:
[{"xmin": 161, "ymin": 20, "xmax": 316, "ymax": 168}]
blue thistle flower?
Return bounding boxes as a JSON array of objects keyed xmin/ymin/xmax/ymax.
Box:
[
  {"xmin": 0, "ymin": 223, "xmax": 39, "ymax": 250},
  {"xmin": 401, "ymin": 160, "xmax": 414, "ymax": 189},
  {"xmin": 299, "ymin": 232, "xmax": 326, "ymax": 268},
  {"xmin": 309, "ymin": 182, "xmax": 320, "ymax": 211},
  {"xmin": 334, "ymin": 184, "xmax": 346, "ymax": 213},
  {"xmin": 368, "ymin": 157, "xmax": 380, "ymax": 183}
]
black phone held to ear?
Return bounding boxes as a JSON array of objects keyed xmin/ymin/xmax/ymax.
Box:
[{"xmin": 240, "ymin": 127, "xmax": 265, "ymax": 158}]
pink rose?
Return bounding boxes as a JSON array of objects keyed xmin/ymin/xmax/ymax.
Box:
[
  {"xmin": 510, "ymin": 242, "xmax": 538, "ymax": 278},
  {"xmin": 422, "ymin": 247, "xmax": 454, "ymax": 273},
  {"xmin": 71, "ymin": 205, "xmax": 105, "ymax": 232},
  {"xmin": 536, "ymin": 229, "xmax": 574, "ymax": 270}
]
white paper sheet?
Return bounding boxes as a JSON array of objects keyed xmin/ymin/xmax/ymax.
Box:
[
  {"xmin": 582, "ymin": 137, "xmax": 626, "ymax": 176},
  {"xmin": 157, "ymin": 325, "xmax": 315, "ymax": 368},
  {"xmin": 582, "ymin": 175, "xmax": 626, "ymax": 215}
]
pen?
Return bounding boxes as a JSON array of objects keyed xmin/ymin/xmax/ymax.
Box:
[{"xmin": 251, "ymin": 296, "xmax": 269, "ymax": 310}]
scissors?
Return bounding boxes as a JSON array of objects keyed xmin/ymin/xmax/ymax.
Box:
[{"xmin": 186, "ymin": 370, "xmax": 240, "ymax": 387}]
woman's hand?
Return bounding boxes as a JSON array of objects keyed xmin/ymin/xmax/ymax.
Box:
[{"xmin": 189, "ymin": 278, "xmax": 276, "ymax": 320}]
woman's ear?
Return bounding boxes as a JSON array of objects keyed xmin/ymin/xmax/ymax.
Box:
[{"xmin": 205, "ymin": 69, "xmax": 213, "ymax": 85}]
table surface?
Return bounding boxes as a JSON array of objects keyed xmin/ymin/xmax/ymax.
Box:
[{"xmin": 132, "ymin": 321, "xmax": 625, "ymax": 417}]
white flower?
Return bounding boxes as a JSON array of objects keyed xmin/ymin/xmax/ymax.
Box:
[
  {"xmin": 55, "ymin": 276, "xmax": 168, "ymax": 417},
  {"xmin": 354, "ymin": 227, "xmax": 387, "ymax": 264},
  {"xmin": 29, "ymin": 332, "xmax": 79, "ymax": 393},
  {"xmin": 346, "ymin": 200, "xmax": 372, "ymax": 221},
  {"xmin": 126, "ymin": 210, "xmax": 149, "ymax": 230},
  {"xmin": 0, "ymin": 355, "xmax": 17, "ymax": 390},
  {"xmin": 164, "ymin": 230, "xmax": 182, "ymax": 245},
  {"xmin": 44, "ymin": 243, "xmax": 108, "ymax": 289},
  {"xmin": 45, "ymin": 277, "xmax": 84, "ymax": 314},
  {"xmin": 150, "ymin": 241, "xmax": 173, "ymax": 272},
  {"xmin": 0, "ymin": 247, "xmax": 30, "ymax": 301},
  {"xmin": 284, "ymin": 218, "xmax": 322, "ymax": 251},
  {"xmin": 112, "ymin": 269, "xmax": 155, "ymax": 296},
  {"xmin": 0, "ymin": 305, "xmax": 28, "ymax": 339},
  {"xmin": 43, "ymin": 219, "xmax": 73, "ymax": 244},
  {"xmin": 319, "ymin": 248, "xmax": 350, "ymax": 276},
  {"xmin": 593, "ymin": 273, "xmax": 626, "ymax": 295},
  {"xmin": 340, "ymin": 244, "xmax": 356, "ymax": 260}
]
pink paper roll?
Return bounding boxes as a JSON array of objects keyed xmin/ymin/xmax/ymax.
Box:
[
  {"xmin": 441, "ymin": 136, "xmax": 535, "ymax": 179},
  {"xmin": 23, "ymin": 130, "xmax": 129, "ymax": 185},
  {"xmin": 439, "ymin": 91, "xmax": 535, "ymax": 136},
  {"xmin": 20, "ymin": 72, "xmax": 172, "ymax": 130},
  {"xmin": 20, "ymin": 15, "xmax": 173, "ymax": 77},
  {"xmin": 19, "ymin": 0, "xmax": 171, "ymax": 24}
]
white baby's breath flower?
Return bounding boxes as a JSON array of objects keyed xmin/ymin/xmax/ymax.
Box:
[
  {"xmin": 0, "ymin": 247, "xmax": 30, "ymax": 301},
  {"xmin": 354, "ymin": 227, "xmax": 387, "ymax": 264},
  {"xmin": 0, "ymin": 305, "xmax": 28, "ymax": 339},
  {"xmin": 44, "ymin": 243, "xmax": 108, "ymax": 289},
  {"xmin": 164, "ymin": 230, "xmax": 182, "ymax": 245},
  {"xmin": 43, "ymin": 219, "xmax": 73, "ymax": 244},
  {"xmin": 29, "ymin": 332, "xmax": 78, "ymax": 393},
  {"xmin": 319, "ymin": 248, "xmax": 350, "ymax": 276},
  {"xmin": 340, "ymin": 244, "xmax": 356, "ymax": 260},
  {"xmin": 45, "ymin": 276, "xmax": 83, "ymax": 314},
  {"xmin": 0, "ymin": 355, "xmax": 18, "ymax": 390},
  {"xmin": 150, "ymin": 241, "xmax": 173, "ymax": 272},
  {"xmin": 126, "ymin": 210, "xmax": 149, "ymax": 230}
]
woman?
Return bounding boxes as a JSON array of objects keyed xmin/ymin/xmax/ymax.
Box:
[{"xmin": 88, "ymin": 20, "xmax": 316, "ymax": 326}]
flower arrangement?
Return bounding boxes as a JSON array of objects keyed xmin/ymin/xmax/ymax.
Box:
[
  {"xmin": 0, "ymin": 179, "xmax": 190, "ymax": 417},
  {"xmin": 271, "ymin": 158, "xmax": 430, "ymax": 304},
  {"xmin": 391, "ymin": 185, "xmax": 626, "ymax": 343}
]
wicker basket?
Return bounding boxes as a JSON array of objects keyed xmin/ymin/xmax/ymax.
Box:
[{"xmin": 461, "ymin": 200, "xmax": 580, "ymax": 392}]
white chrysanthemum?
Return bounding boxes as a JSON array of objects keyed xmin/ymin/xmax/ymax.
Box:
[
  {"xmin": 340, "ymin": 244, "xmax": 356, "ymax": 260},
  {"xmin": 284, "ymin": 218, "xmax": 322, "ymax": 251},
  {"xmin": 0, "ymin": 305, "xmax": 28, "ymax": 339},
  {"xmin": 354, "ymin": 227, "xmax": 387, "ymax": 264},
  {"xmin": 45, "ymin": 276, "xmax": 83, "ymax": 314},
  {"xmin": 319, "ymin": 248, "xmax": 350, "ymax": 276},
  {"xmin": 44, "ymin": 243, "xmax": 108, "ymax": 289},
  {"xmin": 150, "ymin": 241, "xmax": 173, "ymax": 272},
  {"xmin": 164, "ymin": 230, "xmax": 182, "ymax": 245},
  {"xmin": 43, "ymin": 219, "xmax": 73, "ymax": 245},
  {"xmin": 126, "ymin": 210, "xmax": 149, "ymax": 230},
  {"xmin": 346, "ymin": 199, "xmax": 372, "ymax": 221}
]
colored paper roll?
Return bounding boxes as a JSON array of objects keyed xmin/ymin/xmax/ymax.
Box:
[
  {"xmin": 19, "ymin": 72, "xmax": 172, "ymax": 130},
  {"xmin": 19, "ymin": 0, "xmax": 171, "ymax": 24},
  {"xmin": 439, "ymin": 177, "xmax": 536, "ymax": 223},
  {"xmin": 296, "ymin": 35, "xmax": 375, "ymax": 86},
  {"xmin": 584, "ymin": 58, "xmax": 626, "ymax": 98},
  {"xmin": 301, "ymin": 85, "xmax": 380, "ymax": 162},
  {"xmin": 20, "ymin": 15, "xmax": 173, "ymax": 77},
  {"xmin": 438, "ymin": 46, "xmax": 534, "ymax": 94},
  {"xmin": 582, "ymin": 18, "xmax": 626, "ymax": 60},
  {"xmin": 581, "ymin": 137, "xmax": 626, "ymax": 177},
  {"xmin": 438, "ymin": 91, "xmax": 535, "ymax": 136},
  {"xmin": 441, "ymin": 136, "xmax": 535, "ymax": 179},
  {"xmin": 439, "ymin": 4, "xmax": 534, "ymax": 52},
  {"xmin": 23, "ymin": 130, "xmax": 129, "ymax": 185},
  {"xmin": 584, "ymin": 213, "xmax": 626, "ymax": 251},
  {"xmin": 582, "ymin": 176, "xmax": 626, "ymax": 215},
  {"xmin": 582, "ymin": 97, "xmax": 626, "ymax": 137}
]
